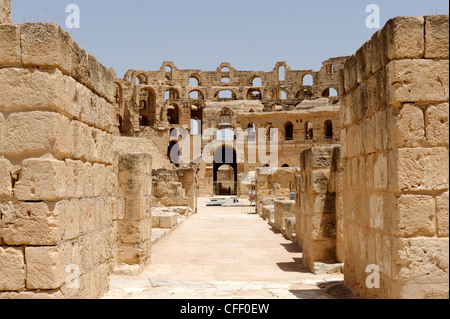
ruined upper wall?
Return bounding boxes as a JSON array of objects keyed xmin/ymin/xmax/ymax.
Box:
[
  {"xmin": 0, "ymin": 0, "xmax": 11, "ymax": 24},
  {"xmin": 124, "ymin": 57, "xmax": 348, "ymax": 104}
]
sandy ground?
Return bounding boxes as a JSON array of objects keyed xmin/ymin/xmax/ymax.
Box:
[{"xmin": 103, "ymin": 197, "xmax": 356, "ymax": 299}]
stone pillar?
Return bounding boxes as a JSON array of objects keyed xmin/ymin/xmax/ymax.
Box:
[
  {"xmin": 116, "ymin": 153, "xmax": 152, "ymax": 268},
  {"xmin": 0, "ymin": 0, "xmax": 11, "ymax": 24},
  {"xmin": 340, "ymin": 16, "xmax": 449, "ymax": 299},
  {"xmin": 297, "ymin": 147, "xmax": 340, "ymax": 273}
]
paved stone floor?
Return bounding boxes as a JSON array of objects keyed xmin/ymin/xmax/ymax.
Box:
[{"xmin": 104, "ymin": 198, "xmax": 355, "ymax": 299}]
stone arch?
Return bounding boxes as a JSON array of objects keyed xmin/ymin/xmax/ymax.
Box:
[
  {"xmin": 285, "ymin": 121, "xmax": 294, "ymax": 140},
  {"xmin": 138, "ymin": 87, "xmax": 157, "ymax": 127}
]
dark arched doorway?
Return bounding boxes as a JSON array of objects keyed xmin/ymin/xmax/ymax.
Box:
[{"xmin": 213, "ymin": 145, "xmax": 237, "ymax": 196}]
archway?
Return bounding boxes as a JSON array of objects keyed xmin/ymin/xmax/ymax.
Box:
[{"xmin": 213, "ymin": 145, "xmax": 237, "ymax": 196}]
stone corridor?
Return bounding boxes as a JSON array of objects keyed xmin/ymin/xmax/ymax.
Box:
[{"xmin": 104, "ymin": 198, "xmax": 356, "ymax": 299}]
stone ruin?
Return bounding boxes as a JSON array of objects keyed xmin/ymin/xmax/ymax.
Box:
[{"xmin": 0, "ymin": 0, "xmax": 448, "ymax": 299}]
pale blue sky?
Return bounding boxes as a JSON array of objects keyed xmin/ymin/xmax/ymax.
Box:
[{"xmin": 11, "ymin": 0, "xmax": 449, "ymax": 78}]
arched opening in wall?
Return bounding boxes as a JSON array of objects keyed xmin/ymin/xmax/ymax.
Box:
[
  {"xmin": 247, "ymin": 123, "xmax": 256, "ymax": 141},
  {"xmin": 305, "ymin": 121, "xmax": 314, "ymax": 140},
  {"xmin": 285, "ymin": 122, "xmax": 294, "ymax": 141},
  {"xmin": 139, "ymin": 88, "xmax": 156, "ymax": 127},
  {"xmin": 215, "ymin": 90, "xmax": 236, "ymax": 101},
  {"xmin": 165, "ymin": 88, "xmax": 179, "ymax": 102},
  {"xmin": 221, "ymin": 77, "xmax": 230, "ymax": 84},
  {"xmin": 278, "ymin": 66, "xmax": 285, "ymax": 82},
  {"xmin": 165, "ymin": 65, "xmax": 172, "ymax": 81},
  {"xmin": 322, "ymin": 88, "xmax": 338, "ymax": 97},
  {"xmin": 221, "ymin": 67, "xmax": 230, "ymax": 73},
  {"xmin": 136, "ymin": 74, "xmax": 148, "ymax": 85},
  {"xmin": 189, "ymin": 90, "xmax": 204, "ymax": 100},
  {"xmin": 280, "ymin": 90, "xmax": 287, "ymax": 100},
  {"xmin": 191, "ymin": 106, "xmax": 203, "ymax": 135},
  {"xmin": 168, "ymin": 141, "xmax": 180, "ymax": 167},
  {"xmin": 213, "ymin": 145, "xmax": 237, "ymax": 196},
  {"xmin": 324, "ymin": 120, "xmax": 333, "ymax": 139},
  {"xmin": 282, "ymin": 164, "xmax": 289, "ymax": 168},
  {"xmin": 302, "ymin": 74, "xmax": 314, "ymax": 86},
  {"xmin": 189, "ymin": 76, "xmax": 199, "ymax": 87},
  {"xmin": 247, "ymin": 89, "xmax": 262, "ymax": 100},
  {"xmin": 167, "ymin": 105, "xmax": 179, "ymax": 125},
  {"xmin": 251, "ymin": 77, "xmax": 262, "ymax": 87}
]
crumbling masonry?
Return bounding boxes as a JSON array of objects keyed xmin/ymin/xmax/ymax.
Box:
[{"xmin": 0, "ymin": 0, "xmax": 448, "ymax": 299}]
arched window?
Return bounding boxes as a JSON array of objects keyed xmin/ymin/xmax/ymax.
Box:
[
  {"xmin": 303, "ymin": 74, "xmax": 313, "ymax": 86},
  {"xmin": 280, "ymin": 90, "xmax": 287, "ymax": 100},
  {"xmin": 165, "ymin": 65, "xmax": 172, "ymax": 81},
  {"xmin": 285, "ymin": 122, "xmax": 294, "ymax": 141},
  {"xmin": 221, "ymin": 77, "xmax": 230, "ymax": 83},
  {"xmin": 282, "ymin": 164, "xmax": 290, "ymax": 168},
  {"xmin": 167, "ymin": 105, "xmax": 179, "ymax": 125},
  {"xmin": 189, "ymin": 77, "xmax": 199, "ymax": 87},
  {"xmin": 325, "ymin": 120, "xmax": 333, "ymax": 139},
  {"xmin": 216, "ymin": 90, "xmax": 236, "ymax": 100},
  {"xmin": 322, "ymin": 88, "xmax": 338, "ymax": 97},
  {"xmin": 247, "ymin": 89, "xmax": 262, "ymax": 100},
  {"xmin": 278, "ymin": 66, "xmax": 285, "ymax": 82},
  {"xmin": 136, "ymin": 74, "xmax": 148, "ymax": 85},
  {"xmin": 252, "ymin": 77, "xmax": 262, "ymax": 87},
  {"xmin": 165, "ymin": 88, "xmax": 179, "ymax": 102},
  {"xmin": 305, "ymin": 121, "xmax": 314, "ymax": 140},
  {"xmin": 139, "ymin": 88, "xmax": 156, "ymax": 127}
]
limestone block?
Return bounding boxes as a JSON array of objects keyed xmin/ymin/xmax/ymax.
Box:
[
  {"xmin": 393, "ymin": 237, "xmax": 449, "ymax": 284},
  {"xmin": 313, "ymin": 193, "xmax": 335, "ymax": 215},
  {"xmin": 0, "ymin": 247, "xmax": 25, "ymax": 291},
  {"xmin": 25, "ymin": 244, "xmax": 72, "ymax": 290},
  {"xmin": 393, "ymin": 195, "xmax": 436, "ymax": 238},
  {"xmin": 375, "ymin": 109, "xmax": 394, "ymax": 151},
  {"xmin": 382, "ymin": 17, "xmax": 425, "ymax": 61},
  {"xmin": 0, "ymin": 24, "xmax": 20, "ymax": 66},
  {"xmin": 79, "ymin": 198, "xmax": 95, "ymax": 235},
  {"xmin": 93, "ymin": 163, "xmax": 107, "ymax": 197},
  {"xmin": 65, "ymin": 159, "xmax": 85, "ymax": 199},
  {"xmin": 355, "ymin": 40, "xmax": 372, "ymax": 84},
  {"xmin": 64, "ymin": 200, "xmax": 80, "ymax": 241},
  {"xmin": 152, "ymin": 211, "xmax": 178, "ymax": 229},
  {"xmin": 5, "ymin": 111, "xmax": 72, "ymax": 157},
  {"xmin": 0, "ymin": 157, "xmax": 12, "ymax": 197},
  {"xmin": 346, "ymin": 122, "xmax": 362, "ymax": 158},
  {"xmin": 373, "ymin": 152, "xmax": 388, "ymax": 190},
  {"xmin": 124, "ymin": 196, "xmax": 150, "ymax": 221},
  {"xmin": 425, "ymin": 15, "xmax": 449, "ymax": 59},
  {"xmin": 71, "ymin": 40, "xmax": 90, "ymax": 88},
  {"xmin": 0, "ymin": 0, "xmax": 11, "ymax": 24},
  {"xmin": 14, "ymin": 158, "xmax": 67, "ymax": 201},
  {"xmin": 437, "ymin": 191, "xmax": 449, "ymax": 237},
  {"xmin": 362, "ymin": 116, "xmax": 376, "ymax": 155},
  {"xmin": 21, "ymin": 23, "xmax": 73, "ymax": 74},
  {"xmin": 387, "ymin": 59, "xmax": 449, "ymax": 105},
  {"xmin": 393, "ymin": 104, "xmax": 425, "ymax": 148},
  {"xmin": 425, "ymin": 103, "xmax": 449, "ymax": 147},
  {"xmin": 395, "ymin": 148, "xmax": 449, "ymax": 192},
  {"xmin": 311, "ymin": 170, "xmax": 330, "ymax": 193},
  {"xmin": 0, "ymin": 68, "xmax": 70, "ymax": 113},
  {"xmin": 72, "ymin": 120, "xmax": 95, "ymax": 162},
  {"xmin": 1, "ymin": 201, "xmax": 65, "ymax": 245},
  {"xmin": 308, "ymin": 215, "xmax": 336, "ymax": 241},
  {"xmin": 88, "ymin": 55, "xmax": 115, "ymax": 104},
  {"xmin": 343, "ymin": 55, "xmax": 357, "ymax": 93},
  {"xmin": 369, "ymin": 194, "xmax": 384, "ymax": 230}
]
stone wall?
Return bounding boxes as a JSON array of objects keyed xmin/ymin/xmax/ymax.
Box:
[
  {"xmin": 340, "ymin": 16, "xmax": 449, "ymax": 299},
  {"xmin": 0, "ymin": 23, "xmax": 118, "ymax": 298},
  {"xmin": 0, "ymin": 0, "xmax": 11, "ymax": 24},
  {"xmin": 296, "ymin": 147, "xmax": 340, "ymax": 273}
]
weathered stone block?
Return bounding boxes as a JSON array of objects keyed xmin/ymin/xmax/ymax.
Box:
[
  {"xmin": 5, "ymin": 111, "xmax": 72, "ymax": 157},
  {"xmin": 0, "ymin": 24, "xmax": 20, "ymax": 66},
  {"xmin": 1, "ymin": 201, "xmax": 65, "ymax": 245},
  {"xmin": 21, "ymin": 23, "xmax": 73, "ymax": 74},
  {"xmin": 395, "ymin": 148, "xmax": 449, "ymax": 192},
  {"xmin": 387, "ymin": 59, "xmax": 449, "ymax": 105},
  {"xmin": 14, "ymin": 158, "xmax": 67, "ymax": 201},
  {"xmin": 382, "ymin": 16, "xmax": 425, "ymax": 61},
  {"xmin": 362, "ymin": 116, "xmax": 376, "ymax": 154},
  {"xmin": 0, "ymin": 247, "xmax": 25, "ymax": 291},
  {"xmin": 425, "ymin": 15, "xmax": 449, "ymax": 59},
  {"xmin": 392, "ymin": 104, "xmax": 425, "ymax": 148},
  {"xmin": 65, "ymin": 159, "xmax": 85, "ymax": 199},
  {"xmin": 0, "ymin": 157, "xmax": 12, "ymax": 197},
  {"xmin": 394, "ymin": 195, "xmax": 436, "ymax": 238},
  {"xmin": 0, "ymin": 0, "xmax": 12, "ymax": 24},
  {"xmin": 425, "ymin": 102, "xmax": 449, "ymax": 147},
  {"xmin": 393, "ymin": 238, "xmax": 449, "ymax": 284},
  {"xmin": 437, "ymin": 191, "xmax": 449, "ymax": 237},
  {"xmin": 25, "ymin": 244, "xmax": 72, "ymax": 290},
  {"xmin": 343, "ymin": 55, "xmax": 357, "ymax": 93}
]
